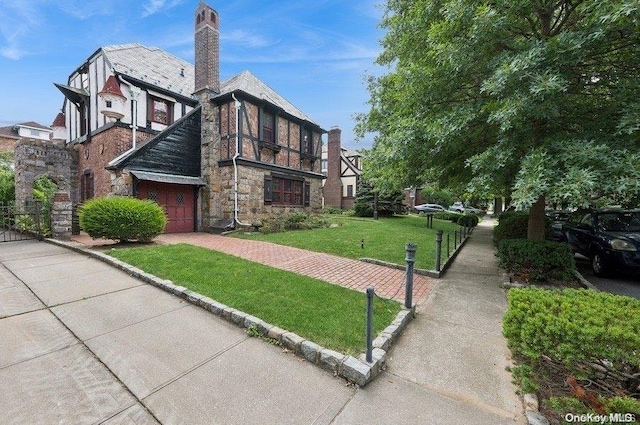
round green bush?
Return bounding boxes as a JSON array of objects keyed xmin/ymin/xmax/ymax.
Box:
[{"xmin": 78, "ymin": 196, "xmax": 167, "ymax": 242}]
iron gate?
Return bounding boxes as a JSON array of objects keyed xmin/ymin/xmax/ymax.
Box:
[{"xmin": 0, "ymin": 200, "xmax": 45, "ymax": 242}]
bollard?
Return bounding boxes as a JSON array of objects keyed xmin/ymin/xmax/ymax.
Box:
[
  {"xmin": 366, "ymin": 286, "xmax": 374, "ymax": 363},
  {"xmin": 435, "ymin": 230, "xmax": 443, "ymax": 272},
  {"xmin": 405, "ymin": 243, "xmax": 417, "ymax": 309},
  {"xmin": 446, "ymin": 233, "xmax": 450, "ymax": 258},
  {"xmin": 426, "ymin": 214, "xmax": 433, "ymax": 228}
]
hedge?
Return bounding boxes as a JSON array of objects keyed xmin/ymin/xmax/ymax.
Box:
[
  {"xmin": 496, "ymin": 239, "xmax": 575, "ymax": 281},
  {"xmin": 504, "ymin": 288, "xmax": 640, "ymax": 398},
  {"xmin": 79, "ymin": 196, "xmax": 167, "ymax": 242}
]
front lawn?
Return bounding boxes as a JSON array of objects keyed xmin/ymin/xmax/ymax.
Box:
[
  {"xmin": 233, "ymin": 215, "xmax": 463, "ymax": 270},
  {"xmin": 108, "ymin": 244, "xmax": 401, "ymax": 355}
]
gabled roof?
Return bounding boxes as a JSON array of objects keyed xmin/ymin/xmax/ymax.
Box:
[
  {"xmin": 214, "ymin": 70, "xmax": 318, "ymax": 126},
  {"xmin": 109, "ymin": 106, "xmax": 201, "ymax": 176},
  {"xmin": 0, "ymin": 122, "xmax": 52, "ymax": 140},
  {"xmin": 101, "ymin": 44, "xmax": 195, "ymax": 99}
]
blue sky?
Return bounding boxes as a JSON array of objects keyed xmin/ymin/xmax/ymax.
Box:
[{"xmin": 0, "ymin": 0, "xmax": 386, "ymax": 150}]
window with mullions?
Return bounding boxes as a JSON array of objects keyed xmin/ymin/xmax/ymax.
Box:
[{"xmin": 266, "ymin": 176, "xmax": 304, "ymax": 206}]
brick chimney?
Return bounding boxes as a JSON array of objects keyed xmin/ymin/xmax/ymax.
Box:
[
  {"xmin": 194, "ymin": 2, "xmax": 220, "ymax": 95},
  {"xmin": 323, "ymin": 127, "xmax": 343, "ymax": 208}
]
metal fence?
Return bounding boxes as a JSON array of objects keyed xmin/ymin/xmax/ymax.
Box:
[{"xmin": 0, "ymin": 200, "xmax": 45, "ymax": 242}]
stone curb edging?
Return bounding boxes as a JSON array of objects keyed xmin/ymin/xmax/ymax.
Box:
[
  {"xmin": 359, "ymin": 231, "xmax": 471, "ymax": 279},
  {"xmin": 45, "ymin": 238, "xmax": 416, "ymax": 387}
]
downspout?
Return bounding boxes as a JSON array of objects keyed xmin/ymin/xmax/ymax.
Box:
[
  {"xmin": 232, "ymin": 92, "xmax": 251, "ymax": 227},
  {"xmin": 108, "ymin": 76, "xmax": 140, "ymax": 166}
]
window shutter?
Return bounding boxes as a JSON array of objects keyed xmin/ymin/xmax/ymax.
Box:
[
  {"xmin": 264, "ymin": 176, "xmax": 272, "ymax": 204},
  {"xmin": 304, "ymin": 182, "xmax": 310, "ymax": 206}
]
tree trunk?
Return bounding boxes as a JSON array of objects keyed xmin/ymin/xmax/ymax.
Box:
[{"xmin": 527, "ymin": 196, "xmax": 546, "ymax": 240}]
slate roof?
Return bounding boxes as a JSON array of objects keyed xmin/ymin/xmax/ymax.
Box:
[
  {"xmin": 102, "ymin": 44, "xmax": 195, "ymax": 99},
  {"xmin": 108, "ymin": 106, "xmax": 201, "ymax": 177},
  {"xmin": 215, "ymin": 70, "xmax": 318, "ymax": 126}
]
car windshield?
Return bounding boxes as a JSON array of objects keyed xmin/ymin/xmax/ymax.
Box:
[{"xmin": 597, "ymin": 212, "xmax": 640, "ymax": 232}]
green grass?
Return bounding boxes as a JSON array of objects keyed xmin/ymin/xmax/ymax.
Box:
[
  {"xmin": 234, "ymin": 215, "xmax": 463, "ymax": 270},
  {"xmin": 107, "ymin": 244, "xmax": 401, "ymax": 355}
]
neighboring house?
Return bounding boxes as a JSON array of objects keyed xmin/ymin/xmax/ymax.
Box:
[
  {"xmin": 52, "ymin": 2, "xmax": 325, "ymax": 233},
  {"xmin": 322, "ymin": 127, "xmax": 362, "ymax": 209},
  {"xmin": 0, "ymin": 122, "xmax": 52, "ymax": 153}
]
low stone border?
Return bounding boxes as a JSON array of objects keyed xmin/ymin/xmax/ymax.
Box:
[
  {"xmin": 360, "ymin": 231, "xmax": 471, "ymax": 279},
  {"xmin": 46, "ymin": 238, "xmax": 416, "ymax": 387}
]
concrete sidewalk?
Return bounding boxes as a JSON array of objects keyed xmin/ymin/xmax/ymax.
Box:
[{"xmin": 0, "ymin": 218, "xmax": 524, "ymax": 424}]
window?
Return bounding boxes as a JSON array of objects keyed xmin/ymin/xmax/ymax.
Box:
[
  {"xmin": 347, "ymin": 185, "xmax": 353, "ymax": 198},
  {"xmin": 81, "ymin": 170, "xmax": 94, "ymax": 201},
  {"xmin": 148, "ymin": 96, "xmax": 173, "ymax": 125},
  {"xmin": 302, "ymin": 128, "xmax": 313, "ymax": 155},
  {"xmin": 262, "ymin": 111, "xmax": 275, "ymax": 143},
  {"xmin": 266, "ymin": 176, "xmax": 305, "ymax": 206}
]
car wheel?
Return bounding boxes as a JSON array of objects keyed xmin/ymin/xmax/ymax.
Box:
[{"xmin": 591, "ymin": 252, "xmax": 609, "ymax": 277}]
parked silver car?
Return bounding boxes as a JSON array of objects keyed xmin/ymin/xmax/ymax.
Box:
[{"xmin": 414, "ymin": 203, "xmax": 447, "ymax": 213}]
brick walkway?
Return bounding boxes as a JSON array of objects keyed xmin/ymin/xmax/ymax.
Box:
[{"xmin": 72, "ymin": 232, "xmax": 436, "ymax": 304}]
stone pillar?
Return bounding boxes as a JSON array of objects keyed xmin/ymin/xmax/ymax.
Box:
[
  {"xmin": 323, "ymin": 127, "xmax": 343, "ymax": 208},
  {"xmin": 51, "ymin": 191, "xmax": 73, "ymax": 240}
]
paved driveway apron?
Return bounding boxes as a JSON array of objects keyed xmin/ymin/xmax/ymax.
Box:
[
  {"xmin": 0, "ymin": 240, "xmax": 354, "ymax": 425},
  {"xmin": 155, "ymin": 233, "xmax": 435, "ymax": 303}
]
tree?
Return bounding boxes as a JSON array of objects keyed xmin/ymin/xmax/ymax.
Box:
[
  {"xmin": 357, "ymin": 0, "xmax": 640, "ymax": 239},
  {"xmin": 0, "ymin": 152, "xmax": 15, "ymax": 205},
  {"xmin": 353, "ymin": 180, "xmax": 405, "ymax": 217}
]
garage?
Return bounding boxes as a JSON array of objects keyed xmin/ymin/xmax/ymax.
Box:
[{"xmin": 130, "ymin": 170, "xmax": 204, "ymax": 234}]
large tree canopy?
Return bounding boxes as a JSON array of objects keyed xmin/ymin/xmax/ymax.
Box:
[{"xmin": 357, "ymin": 0, "xmax": 640, "ymax": 238}]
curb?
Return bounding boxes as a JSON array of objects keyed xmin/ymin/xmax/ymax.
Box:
[{"xmin": 45, "ymin": 238, "xmax": 416, "ymax": 387}]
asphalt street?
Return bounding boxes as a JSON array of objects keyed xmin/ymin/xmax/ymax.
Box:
[{"xmin": 575, "ymin": 254, "xmax": 640, "ymax": 300}]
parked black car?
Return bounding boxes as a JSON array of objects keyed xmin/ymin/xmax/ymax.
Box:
[
  {"xmin": 562, "ymin": 208, "xmax": 640, "ymax": 277},
  {"xmin": 545, "ymin": 210, "xmax": 571, "ymax": 241}
]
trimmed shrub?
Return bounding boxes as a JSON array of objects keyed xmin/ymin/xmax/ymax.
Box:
[
  {"xmin": 457, "ymin": 213, "xmax": 479, "ymax": 227},
  {"xmin": 494, "ymin": 212, "xmax": 530, "ymax": 243},
  {"xmin": 504, "ymin": 288, "xmax": 640, "ymax": 401},
  {"xmin": 259, "ymin": 212, "xmax": 330, "ymax": 234},
  {"xmin": 497, "ymin": 239, "xmax": 575, "ymax": 281},
  {"xmin": 79, "ymin": 196, "xmax": 167, "ymax": 242},
  {"xmin": 433, "ymin": 211, "xmax": 462, "ymax": 222}
]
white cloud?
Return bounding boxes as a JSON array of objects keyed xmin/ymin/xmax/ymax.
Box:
[
  {"xmin": 0, "ymin": 44, "xmax": 26, "ymax": 60},
  {"xmin": 223, "ymin": 29, "xmax": 275, "ymax": 49},
  {"xmin": 141, "ymin": 0, "xmax": 184, "ymax": 18}
]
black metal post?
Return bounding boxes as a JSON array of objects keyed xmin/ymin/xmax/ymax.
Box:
[
  {"xmin": 405, "ymin": 243, "xmax": 417, "ymax": 309},
  {"xmin": 366, "ymin": 286, "xmax": 374, "ymax": 363},
  {"xmin": 446, "ymin": 233, "xmax": 450, "ymax": 258},
  {"xmin": 454, "ymin": 230, "xmax": 458, "ymax": 248},
  {"xmin": 435, "ymin": 230, "xmax": 443, "ymax": 272}
]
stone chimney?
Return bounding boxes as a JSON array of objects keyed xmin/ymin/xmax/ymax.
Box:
[
  {"xmin": 323, "ymin": 127, "xmax": 343, "ymax": 208},
  {"xmin": 194, "ymin": 1, "xmax": 220, "ymax": 95}
]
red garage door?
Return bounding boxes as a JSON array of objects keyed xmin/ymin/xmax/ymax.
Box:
[{"xmin": 137, "ymin": 181, "xmax": 195, "ymax": 233}]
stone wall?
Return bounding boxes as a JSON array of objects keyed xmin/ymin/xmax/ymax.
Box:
[
  {"xmin": 14, "ymin": 138, "xmax": 78, "ymax": 209},
  {"xmin": 51, "ymin": 191, "xmax": 73, "ymax": 240},
  {"xmin": 223, "ymin": 163, "xmax": 323, "ymax": 225}
]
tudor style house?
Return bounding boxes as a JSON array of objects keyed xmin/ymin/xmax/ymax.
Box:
[
  {"xmin": 322, "ymin": 127, "xmax": 362, "ymax": 209},
  {"xmin": 53, "ymin": 2, "xmax": 324, "ymax": 233}
]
